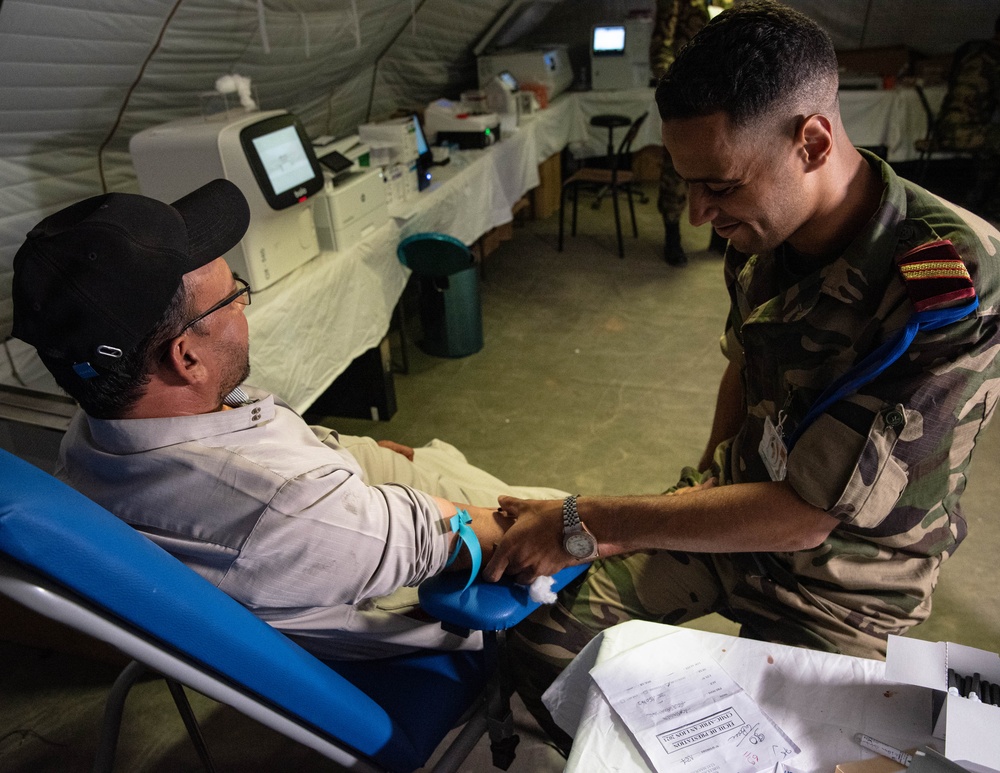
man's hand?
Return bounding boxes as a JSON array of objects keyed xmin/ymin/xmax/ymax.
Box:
[
  {"xmin": 483, "ymin": 496, "xmax": 575, "ymax": 584},
  {"xmin": 377, "ymin": 439, "xmax": 414, "ymax": 461}
]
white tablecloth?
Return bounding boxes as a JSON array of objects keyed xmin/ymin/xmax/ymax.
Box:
[{"xmin": 546, "ymin": 620, "xmax": 937, "ymax": 773}]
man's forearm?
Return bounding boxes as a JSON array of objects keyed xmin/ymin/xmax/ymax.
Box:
[
  {"xmin": 484, "ymin": 482, "xmax": 839, "ymax": 582},
  {"xmin": 580, "ymin": 481, "xmax": 838, "ymax": 557}
]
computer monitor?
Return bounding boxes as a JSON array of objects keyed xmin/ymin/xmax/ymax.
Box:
[
  {"xmin": 413, "ymin": 113, "xmax": 433, "ymax": 191},
  {"xmin": 240, "ymin": 113, "xmax": 324, "ymax": 210},
  {"xmin": 498, "ymin": 70, "xmax": 519, "ymax": 91},
  {"xmin": 130, "ymin": 109, "xmax": 323, "ymax": 290},
  {"xmin": 592, "ymin": 25, "xmax": 626, "ymax": 56}
]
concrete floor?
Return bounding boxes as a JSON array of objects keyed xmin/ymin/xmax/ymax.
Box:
[{"xmin": 2, "ymin": 182, "xmax": 998, "ymax": 771}]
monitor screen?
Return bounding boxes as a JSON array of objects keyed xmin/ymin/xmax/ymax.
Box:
[
  {"xmin": 593, "ymin": 25, "xmax": 626, "ymax": 56},
  {"xmin": 413, "ymin": 113, "xmax": 430, "ymax": 157},
  {"xmin": 498, "ymin": 70, "xmax": 519, "ymax": 91},
  {"xmin": 240, "ymin": 113, "xmax": 324, "ymax": 210},
  {"xmin": 412, "ymin": 114, "xmax": 433, "ymax": 191}
]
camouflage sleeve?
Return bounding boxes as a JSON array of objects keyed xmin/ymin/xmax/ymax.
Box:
[
  {"xmin": 650, "ymin": 0, "xmax": 709, "ymax": 80},
  {"xmin": 787, "ymin": 308, "xmax": 1000, "ymax": 547}
]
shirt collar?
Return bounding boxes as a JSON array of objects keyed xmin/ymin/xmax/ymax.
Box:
[{"xmin": 85, "ymin": 387, "xmax": 276, "ymax": 453}]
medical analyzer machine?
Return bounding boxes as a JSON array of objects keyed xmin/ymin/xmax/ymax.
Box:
[{"xmin": 130, "ymin": 109, "xmax": 325, "ymax": 290}]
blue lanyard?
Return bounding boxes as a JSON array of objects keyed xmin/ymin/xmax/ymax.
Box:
[{"xmin": 785, "ymin": 297, "xmax": 980, "ymax": 452}]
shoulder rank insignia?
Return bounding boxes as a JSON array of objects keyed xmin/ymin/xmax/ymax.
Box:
[{"xmin": 897, "ymin": 239, "xmax": 977, "ymax": 312}]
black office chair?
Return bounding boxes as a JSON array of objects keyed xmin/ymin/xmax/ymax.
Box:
[{"xmin": 558, "ymin": 112, "xmax": 649, "ymax": 259}]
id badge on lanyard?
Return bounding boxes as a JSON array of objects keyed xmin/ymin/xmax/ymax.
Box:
[{"xmin": 759, "ymin": 413, "xmax": 788, "ymax": 482}]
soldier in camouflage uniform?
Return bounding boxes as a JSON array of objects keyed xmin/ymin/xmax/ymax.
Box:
[
  {"xmin": 651, "ymin": 0, "xmax": 709, "ymax": 265},
  {"xmin": 933, "ymin": 21, "xmax": 1000, "ymax": 214},
  {"xmin": 483, "ymin": 0, "xmax": 1000, "ymax": 749}
]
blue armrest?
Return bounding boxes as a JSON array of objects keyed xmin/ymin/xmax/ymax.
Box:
[{"xmin": 418, "ymin": 564, "xmax": 591, "ymax": 632}]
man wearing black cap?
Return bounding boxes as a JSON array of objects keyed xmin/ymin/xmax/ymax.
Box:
[{"xmin": 11, "ymin": 178, "xmax": 566, "ymax": 659}]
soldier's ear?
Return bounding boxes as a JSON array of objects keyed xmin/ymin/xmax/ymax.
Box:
[{"xmin": 799, "ymin": 114, "xmax": 833, "ymax": 171}]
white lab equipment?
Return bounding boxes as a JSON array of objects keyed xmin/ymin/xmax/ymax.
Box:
[
  {"xmin": 484, "ymin": 72, "xmax": 520, "ymax": 133},
  {"xmin": 590, "ymin": 19, "xmax": 653, "ymax": 91},
  {"xmin": 423, "ymin": 100, "xmax": 500, "ymax": 148},
  {"xmin": 358, "ymin": 116, "xmax": 422, "ymax": 165},
  {"xmin": 312, "ymin": 168, "xmax": 388, "ymax": 253},
  {"xmin": 477, "ymin": 46, "xmax": 572, "ymax": 101},
  {"xmin": 130, "ymin": 109, "xmax": 324, "ymax": 290}
]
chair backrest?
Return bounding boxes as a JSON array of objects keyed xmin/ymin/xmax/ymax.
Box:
[
  {"xmin": 397, "ymin": 232, "xmax": 474, "ymax": 277},
  {"xmin": 616, "ymin": 111, "xmax": 649, "ymax": 159},
  {"xmin": 0, "ymin": 448, "xmax": 483, "ymax": 773}
]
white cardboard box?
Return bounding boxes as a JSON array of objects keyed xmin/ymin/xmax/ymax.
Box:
[{"xmin": 885, "ymin": 635, "xmax": 1000, "ymax": 773}]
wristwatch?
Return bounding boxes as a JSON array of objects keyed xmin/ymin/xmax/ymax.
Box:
[{"xmin": 562, "ymin": 494, "xmax": 599, "ymax": 560}]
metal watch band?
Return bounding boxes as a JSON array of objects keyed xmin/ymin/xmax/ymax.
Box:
[{"xmin": 563, "ymin": 494, "xmax": 581, "ymax": 529}]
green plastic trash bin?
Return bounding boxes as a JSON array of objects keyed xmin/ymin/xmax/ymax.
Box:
[{"xmin": 397, "ymin": 233, "xmax": 484, "ymax": 358}]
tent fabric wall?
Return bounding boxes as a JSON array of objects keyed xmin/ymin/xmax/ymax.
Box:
[
  {"xmin": 0, "ymin": 0, "xmax": 506, "ymax": 342},
  {"xmin": 2, "ymin": 0, "xmax": 999, "ymax": 343}
]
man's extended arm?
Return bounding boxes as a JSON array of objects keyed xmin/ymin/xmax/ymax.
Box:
[
  {"xmin": 483, "ymin": 481, "xmax": 839, "ymax": 583},
  {"xmin": 432, "ymin": 497, "xmax": 510, "ymax": 574}
]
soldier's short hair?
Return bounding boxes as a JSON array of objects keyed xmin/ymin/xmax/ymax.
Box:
[{"xmin": 654, "ymin": 0, "xmax": 839, "ymax": 130}]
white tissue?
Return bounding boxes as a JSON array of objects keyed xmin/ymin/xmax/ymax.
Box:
[
  {"xmin": 214, "ymin": 74, "xmax": 257, "ymax": 111},
  {"xmin": 528, "ymin": 575, "xmax": 557, "ymax": 604}
]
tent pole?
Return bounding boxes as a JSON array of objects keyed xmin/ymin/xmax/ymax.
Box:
[{"xmin": 858, "ymin": 0, "xmax": 874, "ymax": 49}]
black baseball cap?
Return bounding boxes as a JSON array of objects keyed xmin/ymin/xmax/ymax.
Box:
[{"xmin": 11, "ymin": 179, "xmax": 250, "ymax": 377}]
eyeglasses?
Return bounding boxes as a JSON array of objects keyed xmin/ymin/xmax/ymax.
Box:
[{"xmin": 179, "ymin": 275, "xmax": 251, "ymax": 335}]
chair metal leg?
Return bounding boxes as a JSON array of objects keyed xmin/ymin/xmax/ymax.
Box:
[
  {"xmin": 611, "ymin": 185, "xmax": 624, "ymax": 259},
  {"xmin": 626, "ymin": 185, "xmax": 638, "ymax": 238},
  {"xmin": 165, "ymin": 678, "xmax": 217, "ymax": 773},
  {"xmin": 558, "ymin": 184, "xmax": 566, "ymax": 252},
  {"xmin": 430, "ymin": 704, "xmax": 489, "ymax": 773},
  {"xmin": 93, "ymin": 660, "xmax": 217, "ymax": 773},
  {"xmin": 571, "ymin": 184, "xmax": 579, "ymax": 237},
  {"xmin": 484, "ymin": 629, "xmax": 520, "ymax": 771},
  {"xmin": 93, "ymin": 660, "xmax": 147, "ymax": 773}
]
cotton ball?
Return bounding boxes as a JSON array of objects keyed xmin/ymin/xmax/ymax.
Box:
[
  {"xmin": 528, "ymin": 575, "xmax": 557, "ymax": 604},
  {"xmin": 214, "ymin": 74, "xmax": 257, "ymax": 111},
  {"xmin": 215, "ymin": 74, "xmax": 238, "ymax": 94}
]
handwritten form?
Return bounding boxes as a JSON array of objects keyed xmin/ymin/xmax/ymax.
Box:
[{"xmin": 589, "ymin": 629, "xmax": 800, "ymax": 772}]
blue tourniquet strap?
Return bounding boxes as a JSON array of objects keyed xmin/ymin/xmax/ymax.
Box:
[
  {"xmin": 444, "ymin": 509, "xmax": 481, "ymax": 592},
  {"xmin": 786, "ymin": 297, "xmax": 979, "ymax": 452}
]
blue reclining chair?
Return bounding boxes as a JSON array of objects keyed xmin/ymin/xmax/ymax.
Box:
[{"xmin": 0, "ymin": 448, "xmax": 588, "ymax": 772}]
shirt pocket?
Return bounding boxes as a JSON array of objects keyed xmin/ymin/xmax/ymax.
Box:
[{"xmin": 788, "ymin": 402, "xmax": 909, "ymax": 529}]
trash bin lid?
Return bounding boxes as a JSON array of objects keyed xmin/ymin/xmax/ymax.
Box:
[{"xmin": 397, "ymin": 232, "xmax": 473, "ymax": 277}]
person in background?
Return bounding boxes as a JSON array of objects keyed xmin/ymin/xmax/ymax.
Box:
[
  {"xmin": 932, "ymin": 15, "xmax": 1000, "ymax": 218},
  {"xmin": 10, "ymin": 179, "xmax": 566, "ymax": 661},
  {"xmin": 651, "ymin": 0, "xmax": 710, "ymax": 265},
  {"xmin": 488, "ymin": 0, "xmax": 1000, "ymax": 748}
]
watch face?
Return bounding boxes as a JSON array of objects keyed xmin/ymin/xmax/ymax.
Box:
[{"xmin": 565, "ymin": 532, "xmax": 597, "ymax": 559}]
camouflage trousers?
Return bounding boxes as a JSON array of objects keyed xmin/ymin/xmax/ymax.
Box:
[
  {"xmin": 510, "ymin": 528, "xmax": 895, "ymax": 745},
  {"xmin": 658, "ymin": 146, "xmax": 687, "ymax": 224},
  {"xmin": 935, "ymin": 121, "xmax": 1000, "ymax": 155}
]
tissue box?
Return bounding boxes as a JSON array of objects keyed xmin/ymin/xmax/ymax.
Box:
[{"xmin": 886, "ymin": 636, "xmax": 1000, "ymax": 773}]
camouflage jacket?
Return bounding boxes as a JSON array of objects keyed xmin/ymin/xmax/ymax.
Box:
[
  {"xmin": 650, "ymin": 0, "xmax": 709, "ymax": 80},
  {"xmin": 936, "ymin": 39, "xmax": 1000, "ymax": 150},
  {"xmin": 717, "ymin": 151, "xmax": 1000, "ymax": 635}
]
